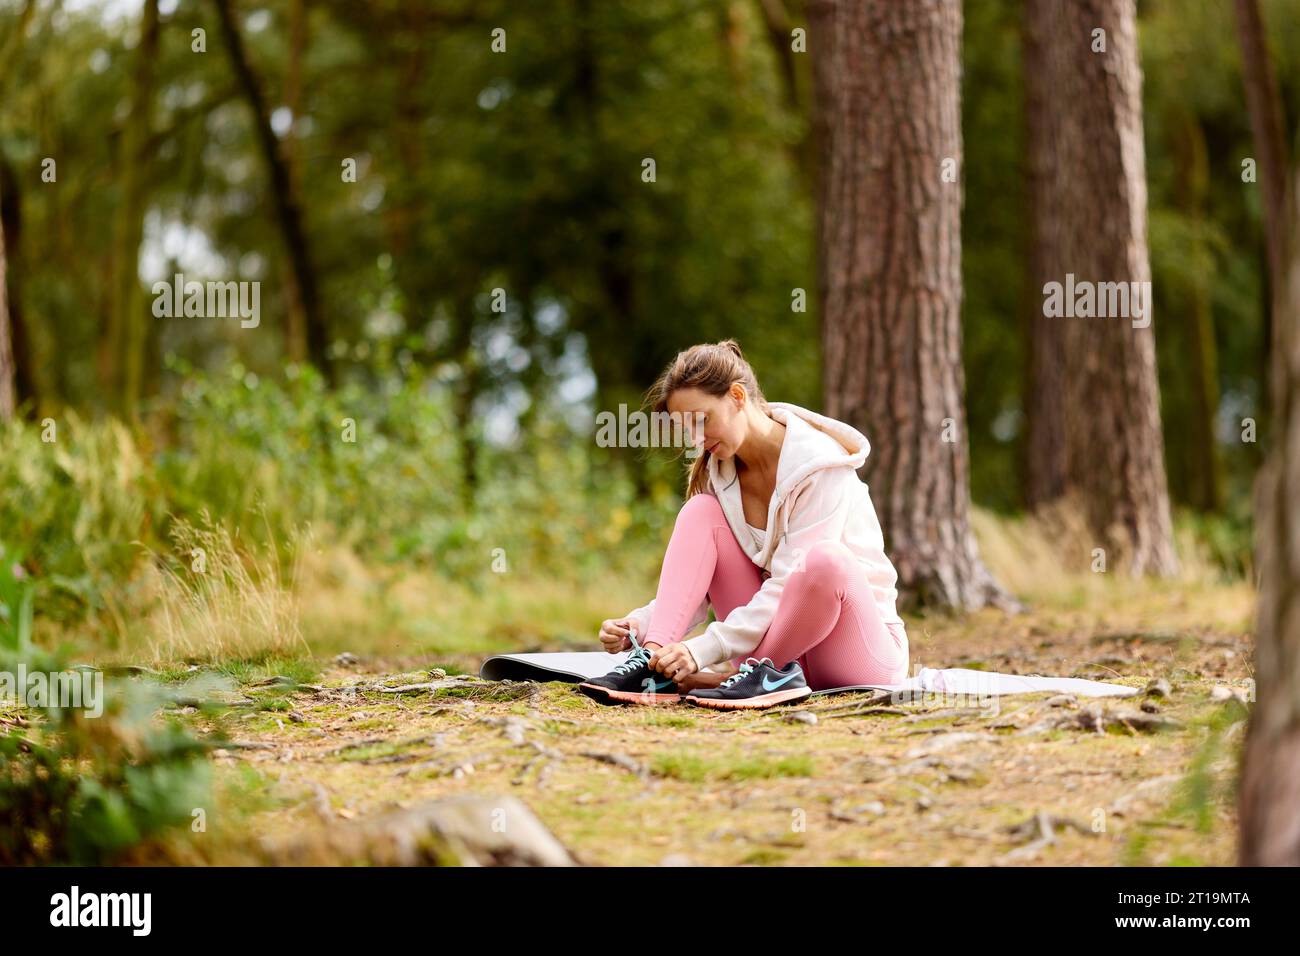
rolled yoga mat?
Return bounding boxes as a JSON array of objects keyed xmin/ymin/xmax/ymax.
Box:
[{"xmin": 478, "ymin": 650, "xmax": 1139, "ymax": 698}]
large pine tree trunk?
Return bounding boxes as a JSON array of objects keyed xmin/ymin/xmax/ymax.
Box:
[
  {"xmin": 810, "ymin": 0, "xmax": 1016, "ymax": 611},
  {"xmin": 1237, "ymin": 0, "xmax": 1300, "ymax": 867},
  {"xmin": 1025, "ymin": 0, "xmax": 1178, "ymax": 575},
  {"xmin": 1022, "ymin": 0, "xmax": 1068, "ymax": 508},
  {"xmin": 1239, "ymin": 163, "xmax": 1300, "ymax": 866}
]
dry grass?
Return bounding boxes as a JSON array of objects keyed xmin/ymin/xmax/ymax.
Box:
[
  {"xmin": 140, "ymin": 513, "xmax": 310, "ymax": 663},
  {"xmin": 972, "ymin": 500, "xmax": 1239, "ymax": 610}
]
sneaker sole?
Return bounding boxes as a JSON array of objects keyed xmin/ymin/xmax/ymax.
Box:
[
  {"xmin": 576, "ymin": 683, "xmax": 681, "ymax": 705},
  {"xmin": 685, "ymin": 686, "xmax": 812, "ymax": 710}
]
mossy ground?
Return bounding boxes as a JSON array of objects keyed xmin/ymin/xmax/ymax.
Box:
[{"xmin": 162, "ymin": 577, "xmax": 1253, "ymax": 866}]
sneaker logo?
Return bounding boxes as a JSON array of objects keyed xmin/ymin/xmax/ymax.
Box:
[
  {"xmin": 642, "ymin": 677, "xmax": 674, "ymax": 692},
  {"xmin": 761, "ymin": 672, "xmax": 798, "ymax": 691}
]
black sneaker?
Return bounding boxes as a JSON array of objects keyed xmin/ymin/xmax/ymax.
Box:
[
  {"xmin": 684, "ymin": 657, "xmax": 811, "ymax": 710},
  {"xmin": 577, "ymin": 633, "xmax": 682, "ymax": 705}
]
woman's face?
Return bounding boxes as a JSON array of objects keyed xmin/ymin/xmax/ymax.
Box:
[{"xmin": 666, "ymin": 385, "xmax": 747, "ymax": 460}]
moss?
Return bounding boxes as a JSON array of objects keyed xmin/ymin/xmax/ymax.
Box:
[{"xmin": 652, "ymin": 751, "xmax": 815, "ymax": 782}]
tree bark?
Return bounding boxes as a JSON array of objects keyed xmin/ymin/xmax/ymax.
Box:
[
  {"xmin": 1239, "ymin": 161, "xmax": 1300, "ymax": 866},
  {"xmin": 1237, "ymin": 0, "xmax": 1300, "ymax": 867},
  {"xmin": 1234, "ymin": 0, "xmax": 1290, "ymax": 300},
  {"xmin": 1022, "ymin": 0, "xmax": 1068, "ymax": 509},
  {"xmin": 283, "ymin": 0, "xmax": 308, "ymax": 363},
  {"xmin": 1025, "ymin": 0, "xmax": 1178, "ymax": 575},
  {"xmin": 213, "ymin": 0, "xmax": 331, "ymax": 378},
  {"xmin": 754, "ymin": 0, "xmax": 817, "ymax": 195},
  {"xmin": 0, "ymin": 158, "xmax": 33, "ymax": 413},
  {"xmin": 110, "ymin": 0, "xmax": 160, "ymax": 419},
  {"xmin": 810, "ymin": 0, "xmax": 1018, "ymax": 612},
  {"xmin": 1173, "ymin": 112, "xmax": 1222, "ymax": 512},
  {"xmin": 0, "ymin": 171, "xmax": 14, "ymax": 421}
]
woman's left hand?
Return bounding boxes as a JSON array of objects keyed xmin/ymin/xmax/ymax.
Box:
[{"xmin": 649, "ymin": 643, "xmax": 699, "ymax": 683}]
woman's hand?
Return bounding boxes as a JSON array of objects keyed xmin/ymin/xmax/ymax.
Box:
[
  {"xmin": 649, "ymin": 643, "xmax": 699, "ymax": 683},
  {"xmin": 598, "ymin": 617, "xmax": 636, "ymax": 653}
]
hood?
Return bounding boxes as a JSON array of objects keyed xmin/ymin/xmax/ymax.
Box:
[{"xmin": 707, "ymin": 402, "xmax": 872, "ymax": 565}]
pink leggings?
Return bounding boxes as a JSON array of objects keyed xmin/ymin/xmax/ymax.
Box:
[{"xmin": 643, "ymin": 493, "xmax": 908, "ymax": 690}]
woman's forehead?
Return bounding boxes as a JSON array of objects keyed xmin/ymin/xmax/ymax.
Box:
[{"xmin": 667, "ymin": 390, "xmax": 712, "ymax": 412}]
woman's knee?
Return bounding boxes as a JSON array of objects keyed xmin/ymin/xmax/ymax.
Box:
[
  {"xmin": 785, "ymin": 540, "xmax": 854, "ymax": 598},
  {"xmin": 675, "ymin": 491, "xmax": 725, "ymax": 529}
]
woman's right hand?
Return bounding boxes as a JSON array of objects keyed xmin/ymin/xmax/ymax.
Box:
[{"xmin": 599, "ymin": 617, "xmax": 637, "ymax": 653}]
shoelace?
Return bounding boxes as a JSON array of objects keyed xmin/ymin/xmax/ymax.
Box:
[
  {"xmin": 610, "ymin": 630, "xmax": 652, "ymax": 676},
  {"xmin": 720, "ymin": 656, "xmax": 776, "ymax": 688}
]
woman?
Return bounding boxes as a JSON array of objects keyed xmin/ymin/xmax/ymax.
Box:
[{"xmin": 578, "ymin": 339, "xmax": 908, "ymax": 710}]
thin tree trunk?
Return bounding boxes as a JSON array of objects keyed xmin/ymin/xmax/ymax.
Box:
[
  {"xmin": 387, "ymin": 3, "xmax": 432, "ymax": 343},
  {"xmin": 0, "ymin": 159, "xmax": 33, "ymax": 411},
  {"xmin": 0, "ymin": 172, "xmax": 15, "ymax": 421},
  {"xmin": 213, "ymin": 0, "xmax": 331, "ymax": 378},
  {"xmin": 282, "ymin": 0, "xmax": 308, "ymax": 363},
  {"xmin": 1035, "ymin": 0, "xmax": 1178, "ymax": 576},
  {"xmin": 754, "ymin": 0, "xmax": 816, "ymax": 193},
  {"xmin": 449, "ymin": 294, "xmax": 481, "ymax": 505},
  {"xmin": 1234, "ymin": 0, "xmax": 1290, "ymax": 298},
  {"xmin": 1234, "ymin": 0, "xmax": 1292, "ymax": 443},
  {"xmin": 810, "ymin": 0, "xmax": 1018, "ymax": 612},
  {"xmin": 1173, "ymin": 112, "xmax": 1222, "ymax": 512},
  {"xmin": 113, "ymin": 0, "xmax": 160, "ymax": 419}
]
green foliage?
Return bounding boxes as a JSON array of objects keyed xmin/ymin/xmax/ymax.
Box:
[
  {"xmin": 0, "ymin": 416, "xmax": 156, "ymax": 626},
  {"xmin": 0, "ymin": 649, "xmax": 213, "ymax": 865},
  {"xmin": 0, "ymin": 543, "xmax": 34, "ymax": 653},
  {"xmin": 0, "ymin": 364, "xmax": 685, "ymax": 643}
]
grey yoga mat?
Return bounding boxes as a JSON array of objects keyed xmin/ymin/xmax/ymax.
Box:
[{"xmin": 478, "ymin": 650, "xmax": 1139, "ymax": 698}]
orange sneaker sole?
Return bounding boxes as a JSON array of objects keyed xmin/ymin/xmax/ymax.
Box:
[
  {"xmin": 577, "ymin": 683, "xmax": 681, "ymax": 705},
  {"xmin": 685, "ymin": 686, "xmax": 812, "ymax": 710}
]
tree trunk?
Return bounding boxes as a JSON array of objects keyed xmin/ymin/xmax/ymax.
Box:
[
  {"xmin": 0, "ymin": 158, "xmax": 33, "ymax": 412},
  {"xmin": 0, "ymin": 171, "xmax": 14, "ymax": 421},
  {"xmin": 754, "ymin": 0, "xmax": 817, "ymax": 199},
  {"xmin": 449, "ymin": 293, "xmax": 481, "ymax": 506},
  {"xmin": 1234, "ymin": 0, "xmax": 1290, "ymax": 300},
  {"xmin": 810, "ymin": 0, "xmax": 1017, "ymax": 612},
  {"xmin": 213, "ymin": 0, "xmax": 331, "ymax": 378},
  {"xmin": 1237, "ymin": 0, "xmax": 1300, "ymax": 868},
  {"xmin": 1022, "ymin": 0, "xmax": 1068, "ymax": 509},
  {"xmin": 1029, "ymin": 0, "xmax": 1178, "ymax": 576},
  {"xmin": 1239, "ymin": 162, "xmax": 1300, "ymax": 866},
  {"xmin": 1234, "ymin": 0, "xmax": 1292, "ymax": 442},
  {"xmin": 112, "ymin": 0, "xmax": 160, "ymax": 419},
  {"xmin": 283, "ymin": 0, "xmax": 308, "ymax": 363},
  {"xmin": 1173, "ymin": 112, "xmax": 1222, "ymax": 513}
]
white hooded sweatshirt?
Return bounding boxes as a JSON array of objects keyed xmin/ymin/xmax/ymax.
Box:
[{"xmin": 623, "ymin": 402, "xmax": 905, "ymax": 673}]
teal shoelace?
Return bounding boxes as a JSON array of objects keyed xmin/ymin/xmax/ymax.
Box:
[
  {"xmin": 720, "ymin": 656, "xmax": 775, "ymax": 688},
  {"xmin": 611, "ymin": 630, "xmax": 652, "ymax": 676}
]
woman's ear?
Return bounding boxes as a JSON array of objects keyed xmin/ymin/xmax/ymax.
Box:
[{"xmin": 731, "ymin": 382, "xmax": 746, "ymax": 408}]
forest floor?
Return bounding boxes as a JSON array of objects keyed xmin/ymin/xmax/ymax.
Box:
[{"xmin": 165, "ymin": 576, "xmax": 1254, "ymax": 866}]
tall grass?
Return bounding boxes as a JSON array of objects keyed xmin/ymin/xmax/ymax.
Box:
[
  {"xmin": 0, "ymin": 365, "xmax": 1256, "ymax": 664},
  {"xmin": 146, "ymin": 513, "xmax": 309, "ymax": 663}
]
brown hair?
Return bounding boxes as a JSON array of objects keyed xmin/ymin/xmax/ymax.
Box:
[{"xmin": 645, "ymin": 339, "xmax": 770, "ymax": 499}]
